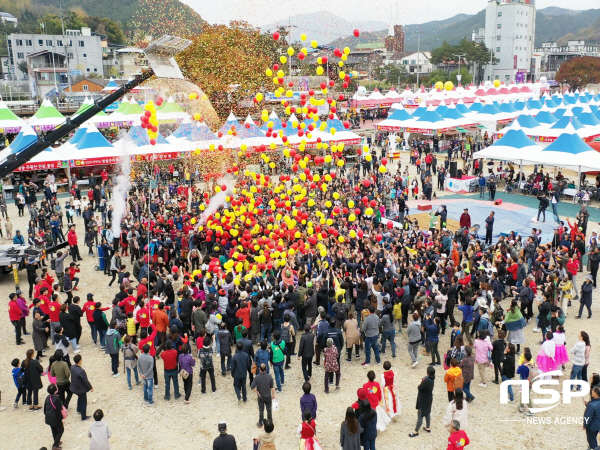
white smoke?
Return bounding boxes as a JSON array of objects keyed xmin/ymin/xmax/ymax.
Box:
[
  {"xmin": 197, "ymin": 175, "xmax": 234, "ymax": 226},
  {"xmin": 111, "ymin": 136, "xmax": 133, "ymax": 237}
]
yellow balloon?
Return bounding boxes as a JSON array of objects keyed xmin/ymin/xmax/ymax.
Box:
[
  {"xmin": 287, "ymin": 47, "xmax": 294, "ymax": 56},
  {"xmin": 379, "ymin": 165, "xmax": 387, "ymax": 173},
  {"xmin": 435, "ymin": 81, "xmax": 443, "ymax": 90},
  {"xmin": 348, "ymin": 200, "xmax": 355, "ymax": 208},
  {"xmin": 444, "ymin": 81, "xmax": 454, "ymax": 91},
  {"xmin": 300, "ymin": 33, "xmax": 307, "ymax": 41},
  {"xmin": 280, "ymin": 55, "xmax": 287, "ymax": 64},
  {"xmin": 337, "ymin": 159, "xmax": 344, "ymax": 167},
  {"xmin": 343, "ymin": 47, "xmax": 350, "ymax": 55},
  {"xmin": 266, "ymin": 68, "xmax": 273, "ymax": 77},
  {"xmin": 256, "ymin": 93, "xmax": 263, "ymax": 102},
  {"xmin": 493, "ymin": 79, "xmax": 501, "ymax": 88},
  {"xmin": 311, "ymin": 40, "xmax": 318, "ymax": 48},
  {"xmin": 365, "ymin": 207, "xmax": 374, "ymax": 215},
  {"xmin": 349, "ymin": 230, "xmax": 356, "ymax": 238}
]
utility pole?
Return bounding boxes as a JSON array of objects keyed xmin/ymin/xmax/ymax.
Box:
[
  {"xmin": 282, "ymin": 18, "xmax": 297, "ymax": 84},
  {"xmin": 413, "ymin": 29, "xmax": 424, "ymax": 86},
  {"xmin": 60, "ymin": 5, "xmax": 72, "ymax": 95}
]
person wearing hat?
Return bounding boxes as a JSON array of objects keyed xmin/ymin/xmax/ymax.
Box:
[
  {"xmin": 459, "ymin": 208, "xmax": 471, "ymax": 230},
  {"xmin": 576, "ymin": 274, "xmax": 594, "ymax": 319},
  {"xmin": 212, "ymin": 421, "xmax": 237, "ymax": 450}
]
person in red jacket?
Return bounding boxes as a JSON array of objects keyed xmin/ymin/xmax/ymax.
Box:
[
  {"xmin": 82, "ymin": 293, "xmax": 109, "ymax": 346},
  {"xmin": 37, "ymin": 287, "xmax": 51, "ymax": 315},
  {"xmin": 235, "ymin": 301, "xmax": 251, "ymax": 329},
  {"xmin": 137, "ymin": 279, "xmax": 148, "ymax": 300},
  {"xmin": 118, "ymin": 290, "xmax": 138, "ymax": 316},
  {"xmin": 506, "ymin": 258, "xmax": 518, "ymax": 291},
  {"xmin": 67, "ymin": 225, "xmax": 83, "ymax": 262},
  {"xmin": 136, "ymin": 303, "xmax": 151, "ymax": 330},
  {"xmin": 9, "ymin": 293, "xmax": 24, "ymax": 345},
  {"xmin": 446, "ymin": 420, "xmax": 470, "ymax": 450},
  {"xmin": 459, "ymin": 208, "xmax": 471, "ymax": 229}
]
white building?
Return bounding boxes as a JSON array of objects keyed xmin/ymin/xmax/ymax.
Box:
[
  {"xmin": 483, "ymin": 0, "xmax": 536, "ymax": 83},
  {"xmin": 386, "ymin": 51, "xmax": 433, "ymax": 74},
  {"xmin": 8, "ymin": 27, "xmax": 105, "ymax": 82},
  {"xmin": 103, "ymin": 46, "xmax": 149, "ymax": 78}
]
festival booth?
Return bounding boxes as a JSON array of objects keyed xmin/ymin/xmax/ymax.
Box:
[
  {"xmin": 156, "ymin": 97, "xmax": 190, "ymax": 123},
  {"xmin": 524, "ymin": 114, "xmax": 600, "ymax": 144},
  {"xmin": 28, "ymin": 99, "xmax": 66, "ymax": 131},
  {"xmin": 167, "ymin": 118, "xmax": 217, "ymax": 143},
  {"xmin": 70, "ymin": 97, "xmax": 114, "ymax": 129},
  {"xmin": 0, "ymin": 100, "xmax": 25, "ymax": 134},
  {"xmin": 0, "ymin": 124, "xmax": 39, "ymax": 162}
]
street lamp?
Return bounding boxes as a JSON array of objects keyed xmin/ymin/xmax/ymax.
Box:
[
  {"xmin": 454, "ymin": 53, "xmax": 465, "ymax": 85},
  {"xmin": 413, "ymin": 29, "xmax": 424, "ymax": 86}
]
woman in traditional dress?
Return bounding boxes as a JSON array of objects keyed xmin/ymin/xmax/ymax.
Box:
[{"xmin": 380, "ymin": 361, "xmax": 401, "ymax": 420}]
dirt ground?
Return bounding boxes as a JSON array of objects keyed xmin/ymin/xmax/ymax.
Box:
[{"xmin": 0, "ymin": 150, "xmax": 597, "ymax": 450}]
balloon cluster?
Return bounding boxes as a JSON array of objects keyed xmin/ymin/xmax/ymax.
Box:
[
  {"xmin": 250, "ymin": 30, "xmax": 360, "ymax": 157},
  {"xmin": 140, "ymin": 98, "xmax": 162, "ymax": 145}
]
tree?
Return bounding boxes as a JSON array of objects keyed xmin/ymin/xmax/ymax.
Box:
[
  {"xmin": 83, "ymin": 16, "xmax": 127, "ymax": 45},
  {"xmin": 428, "ymin": 69, "xmax": 448, "ymax": 85},
  {"xmin": 17, "ymin": 60, "xmax": 28, "ymax": 78},
  {"xmin": 176, "ymin": 21, "xmax": 279, "ymax": 120},
  {"xmin": 449, "ymin": 68, "xmax": 473, "ymax": 85},
  {"xmin": 555, "ymin": 56, "xmax": 600, "ymax": 91}
]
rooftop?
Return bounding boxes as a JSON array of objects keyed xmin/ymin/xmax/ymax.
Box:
[{"xmin": 355, "ymin": 42, "xmax": 385, "ymax": 50}]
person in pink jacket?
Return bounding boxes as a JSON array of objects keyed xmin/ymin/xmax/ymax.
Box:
[{"xmin": 474, "ymin": 330, "xmax": 493, "ymax": 388}]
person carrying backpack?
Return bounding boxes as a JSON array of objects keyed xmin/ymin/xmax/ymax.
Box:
[
  {"xmin": 198, "ymin": 336, "xmax": 216, "ymax": 394},
  {"xmin": 254, "ymin": 340, "xmax": 271, "ymax": 374}
]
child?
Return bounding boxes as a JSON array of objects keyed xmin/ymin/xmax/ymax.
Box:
[
  {"xmin": 11, "ymin": 358, "xmax": 26, "ymax": 408},
  {"xmin": 88, "ymin": 409, "xmax": 112, "ymax": 449},
  {"xmin": 126, "ymin": 312, "xmax": 137, "ymax": 344},
  {"xmin": 518, "ymin": 347, "xmax": 532, "ymax": 366},
  {"xmin": 299, "ymin": 381, "xmax": 317, "ymax": 420},
  {"xmin": 536, "ymin": 331, "xmax": 557, "ymax": 380},
  {"xmin": 380, "ymin": 361, "xmax": 401, "ymax": 419},
  {"xmin": 5, "ymin": 217, "xmax": 12, "ymax": 238},
  {"xmin": 553, "ymin": 325, "xmax": 569, "ymax": 369},
  {"xmin": 516, "ymin": 352, "xmax": 536, "ymax": 416},
  {"xmin": 233, "ymin": 317, "xmax": 246, "ymax": 341},
  {"xmin": 450, "ymin": 322, "xmax": 461, "ymax": 348}
]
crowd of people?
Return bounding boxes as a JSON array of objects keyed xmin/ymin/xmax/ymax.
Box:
[{"xmin": 3, "ymin": 140, "xmax": 600, "ymax": 450}]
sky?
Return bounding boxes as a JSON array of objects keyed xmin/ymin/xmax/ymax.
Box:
[{"xmin": 182, "ymin": 0, "xmax": 600, "ymax": 27}]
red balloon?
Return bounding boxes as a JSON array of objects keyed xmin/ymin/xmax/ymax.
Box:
[
  {"xmin": 343, "ymin": 82, "xmax": 349, "ymax": 89},
  {"xmin": 362, "ymin": 179, "xmax": 371, "ymax": 188},
  {"xmin": 149, "ymin": 138, "xmax": 156, "ymax": 145},
  {"xmin": 381, "ymin": 157, "xmax": 388, "ymax": 166},
  {"xmin": 298, "ymin": 52, "xmax": 305, "ymax": 60},
  {"xmin": 343, "ymin": 121, "xmax": 350, "ymax": 129},
  {"xmin": 387, "ymin": 221, "xmax": 394, "ymax": 229},
  {"xmin": 221, "ymin": 184, "xmax": 227, "ymax": 191},
  {"xmin": 273, "ymin": 31, "xmax": 280, "ymax": 40},
  {"xmin": 171, "ymin": 266, "xmax": 179, "ymax": 273},
  {"xmin": 369, "ymin": 200, "xmax": 377, "ymax": 207},
  {"xmin": 144, "ymin": 110, "xmax": 152, "ymax": 117},
  {"xmin": 376, "ymin": 233, "xmax": 382, "ymax": 241},
  {"xmin": 357, "ymin": 230, "xmax": 364, "ymax": 239},
  {"xmin": 354, "ymin": 208, "xmax": 361, "ymax": 215},
  {"xmin": 353, "ymin": 29, "xmax": 360, "ymax": 37}
]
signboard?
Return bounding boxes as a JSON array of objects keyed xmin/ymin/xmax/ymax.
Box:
[
  {"xmin": 15, "ymin": 161, "xmax": 66, "ymax": 172},
  {"xmin": 70, "ymin": 69, "xmax": 83, "ymax": 77}
]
